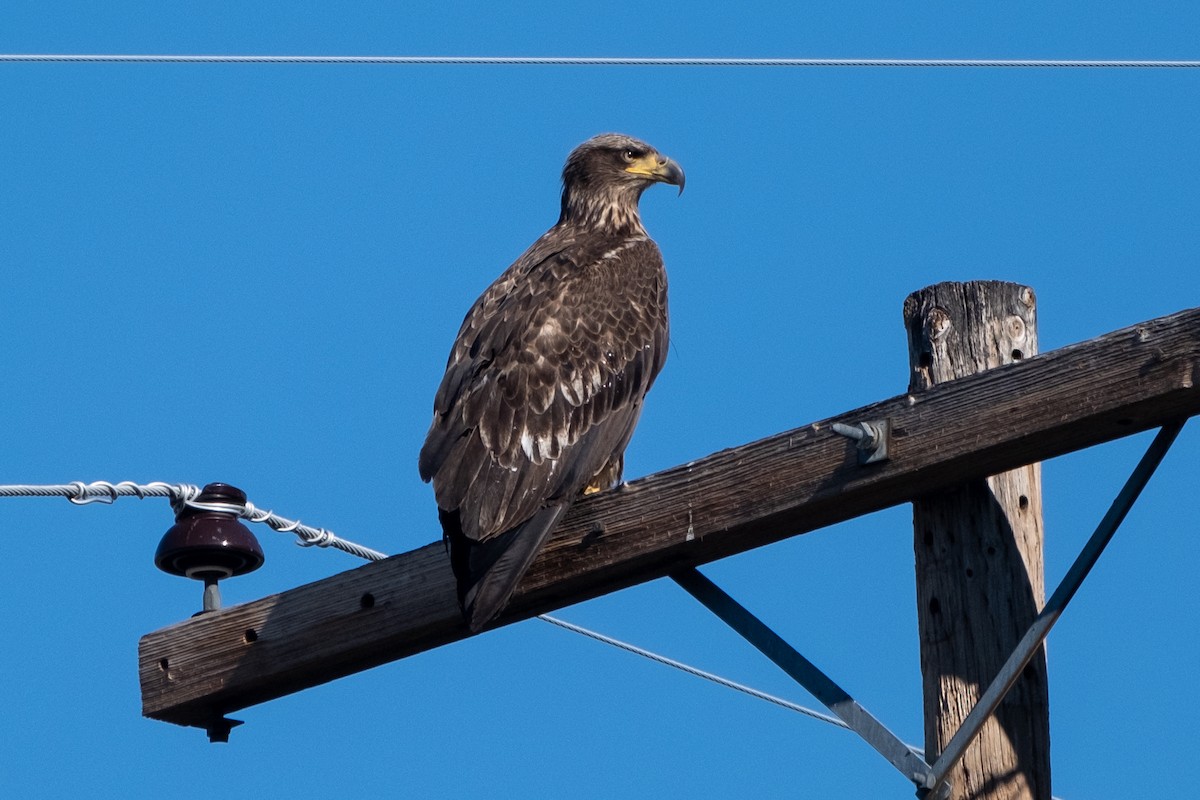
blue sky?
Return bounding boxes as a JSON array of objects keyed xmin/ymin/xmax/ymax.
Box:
[{"xmin": 2, "ymin": 3, "xmax": 1198, "ymax": 798}]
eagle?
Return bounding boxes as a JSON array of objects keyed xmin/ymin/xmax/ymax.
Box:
[{"xmin": 418, "ymin": 133, "xmax": 684, "ymax": 632}]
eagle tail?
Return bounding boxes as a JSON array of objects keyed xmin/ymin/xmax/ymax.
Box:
[{"xmin": 443, "ymin": 504, "xmax": 569, "ymax": 632}]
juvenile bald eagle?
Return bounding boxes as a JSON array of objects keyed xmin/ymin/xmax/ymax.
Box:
[{"xmin": 418, "ymin": 133, "xmax": 684, "ymax": 631}]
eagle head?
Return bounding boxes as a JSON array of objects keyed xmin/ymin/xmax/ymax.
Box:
[{"xmin": 559, "ymin": 133, "xmax": 684, "ymax": 232}]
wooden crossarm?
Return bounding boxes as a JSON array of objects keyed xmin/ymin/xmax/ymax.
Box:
[{"xmin": 139, "ymin": 306, "xmax": 1200, "ymax": 733}]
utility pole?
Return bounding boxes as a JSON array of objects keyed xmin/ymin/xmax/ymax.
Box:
[{"xmin": 905, "ymin": 281, "xmax": 1051, "ymax": 800}]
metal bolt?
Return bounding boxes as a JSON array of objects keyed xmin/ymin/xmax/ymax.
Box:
[{"xmin": 831, "ymin": 419, "xmax": 891, "ymax": 464}]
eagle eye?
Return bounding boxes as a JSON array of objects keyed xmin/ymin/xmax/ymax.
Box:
[{"xmin": 621, "ymin": 148, "xmax": 638, "ymax": 163}]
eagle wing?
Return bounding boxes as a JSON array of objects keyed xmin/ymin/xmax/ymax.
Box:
[{"xmin": 418, "ymin": 234, "xmax": 669, "ymax": 545}]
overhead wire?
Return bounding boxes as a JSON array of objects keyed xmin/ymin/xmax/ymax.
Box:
[
  {"xmin": 538, "ymin": 612, "xmax": 851, "ymax": 730},
  {"xmin": 0, "ymin": 480, "xmax": 387, "ymax": 561},
  {"xmin": 0, "ymin": 54, "xmax": 1198, "ymax": 68}
]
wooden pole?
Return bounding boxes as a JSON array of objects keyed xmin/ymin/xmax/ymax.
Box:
[{"xmin": 905, "ymin": 281, "xmax": 1051, "ymax": 800}]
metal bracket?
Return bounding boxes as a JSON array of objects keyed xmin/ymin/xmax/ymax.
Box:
[
  {"xmin": 204, "ymin": 716, "xmax": 243, "ymax": 744},
  {"xmin": 832, "ymin": 418, "xmax": 891, "ymax": 464}
]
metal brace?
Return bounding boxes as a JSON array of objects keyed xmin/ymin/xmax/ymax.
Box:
[
  {"xmin": 672, "ymin": 567, "xmax": 933, "ymax": 788},
  {"xmin": 832, "ymin": 418, "xmax": 891, "ymax": 464}
]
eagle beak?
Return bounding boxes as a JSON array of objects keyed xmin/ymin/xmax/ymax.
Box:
[
  {"xmin": 659, "ymin": 157, "xmax": 686, "ymax": 195},
  {"xmin": 626, "ymin": 154, "xmax": 686, "ymax": 195}
]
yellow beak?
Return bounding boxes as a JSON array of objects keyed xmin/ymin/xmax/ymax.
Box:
[{"xmin": 625, "ymin": 153, "xmax": 686, "ymax": 193}]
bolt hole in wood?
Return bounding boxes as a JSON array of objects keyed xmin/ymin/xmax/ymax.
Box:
[
  {"xmin": 243, "ymin": 629, "xmax": 258, "ymax": 644},
  {"xmin": 158, "ymin": 658, "xmax": 169, "ymax": 672},
  {"xmin": 1019, "ymin": 495, "xmax": 1030, "ymax": 511},
  {"xmin": 1011, "ymin": 348, "xmax": 1024, "ymax": 360},
  {"xmin": 360, "ymin": 592, "xmax": 375, "ymax": 610},
  {"xmin": 579, "ymin": 522, "xmax": 606, "ymax": 549}
]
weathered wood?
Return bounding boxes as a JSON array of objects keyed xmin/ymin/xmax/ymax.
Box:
[
  {"xmin": 140, "ymin": 306, "xmax": 1200, "ymax": 733},
  {"xmin": 905, "ymin": 282, "xmax": 1050, "ymax": 800}
]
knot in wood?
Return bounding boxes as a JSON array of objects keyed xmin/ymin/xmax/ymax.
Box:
[{"xmin": 1004, "ymin": 314, "xmax": 1028, "ymax": 343}]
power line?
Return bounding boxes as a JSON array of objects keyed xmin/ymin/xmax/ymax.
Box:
[
  {"xmin": 538, "ymin": 613, "xmax": 852, "ymax": 730},
  {"xmin": 0, "ymin": 54, "xmax": 1198, "ymax": 68},
  {"xmin": 0, "ymin": 480, "xmax": 387, "ymax": 561}
]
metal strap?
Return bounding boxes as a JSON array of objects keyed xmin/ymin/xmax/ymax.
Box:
[{"xmin": 672, "ymin": 567, "xmax": 933, "ymax": 786}]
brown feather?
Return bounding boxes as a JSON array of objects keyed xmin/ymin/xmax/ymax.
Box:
[{"xmin": 419, "ymin": 133, "xmax": 681, "ymax": 629}]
